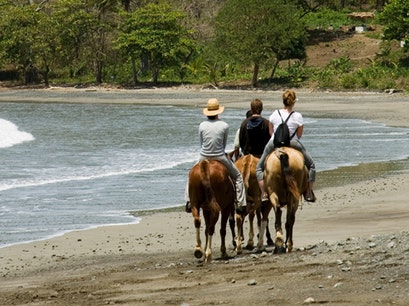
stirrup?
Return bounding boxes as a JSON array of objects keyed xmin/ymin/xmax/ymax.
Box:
[
  {"xmin": 304, "ymin": 191, "xmax": 316, "ymax": 203},
  {"xmin": 236, "ymin": 205, "xmax": 247, "ymax": 216},
  {"xmin": 185, "ymin": 201, "xmax": 192, "ymax": 213}
]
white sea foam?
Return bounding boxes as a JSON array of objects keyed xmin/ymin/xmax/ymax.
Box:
[{"xmin": 0, "ymin": 119, "xmax": 34, "ymax": 148}]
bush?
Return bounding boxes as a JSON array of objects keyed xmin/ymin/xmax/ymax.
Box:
[{"xmin": 303, "ymin": 8, "xmax": 352, "ymax": 30}]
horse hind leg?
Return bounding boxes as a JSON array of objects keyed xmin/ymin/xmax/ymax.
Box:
[
  {"xmin": 194, "ymin": 227, "xmax": 203, "ymax": 258},
  {"xmin": 265, "ymin": 221, "xmax": 274, "ymax": 246},
  {"xmin": 235, "ymin": 214, "xmax": 244, "ymax": 254},
  {"xmin": 285, "ymin": 207, "xmax": 296, "ymax": 253},
  {"xmin": 203, "ymin": 211, "xmax": 217, "ymax": 262},
  {"xmin": 219, "ymin": 211, "xmax": 230, "ymax": 259},
  {"xmin": 228, "ymin": 213, "xmax": 236, "ymax": 249},
  {"xmin": 193, "ymin": 211, "xmax": 203, "ymax": 259},
  {"xmin": 204, "ymin": 234, "xmax": 213, "ymax": 262},
  {"xmin": 246, "ymin": 211, "xmax": 255, "ymax": 250},
  {"xmin": 274, "ymin": 207, "xmax": 286, "ymax": 254}
]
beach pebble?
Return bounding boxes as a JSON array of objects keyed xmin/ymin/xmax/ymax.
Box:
[
  {"xmin": 248, "ymin": 279, "xmax": 257, "ymax": 286},
  {"xmin": 387, "ymin": 241, "xmax": 396, "ymax": 249},
  {"xmin": 303, "ymin": 297, "xmax": 315, "ymax": 304}
]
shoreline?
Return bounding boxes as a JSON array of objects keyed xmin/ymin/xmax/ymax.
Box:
[
  {"xmin": 0, "ymin": 86, "xmax": 409, "ymax": 128},
  {"xmin": 1, "ymin": 157, "xmax": 407, "ymax": 250},
  {"xmin": 1, "ymin": 87, "xmax": 409, "ymax": 305}
]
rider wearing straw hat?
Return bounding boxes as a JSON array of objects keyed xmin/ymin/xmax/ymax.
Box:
[{"xmin": 185, "ymin": 98, "xmax": 247, "ymax": 215}]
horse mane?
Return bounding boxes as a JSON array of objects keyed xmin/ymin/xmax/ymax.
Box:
[
  {"xmin": 199, "ymin": 160, "xmax": 221, "ymax": 213},
  {"xmin": 279, "ymin": 152, "xmax": 300, "ymax": 201}
]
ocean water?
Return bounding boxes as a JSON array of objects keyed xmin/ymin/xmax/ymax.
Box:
[{"xmin": 1, "ymin": 99, "xmax": 408, "ymax": 247}]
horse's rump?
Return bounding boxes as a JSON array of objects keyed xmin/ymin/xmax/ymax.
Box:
[
  {"xmin": 265, "ymin": 147, "xmax": 308, "ymax": 203},
  {"xmin": 189, "ymin": 159, "xmax": 234, "ymax": 212},
  {"xmin": 235, "ymin": 154, "xmax": 259, "ymax": 204}
]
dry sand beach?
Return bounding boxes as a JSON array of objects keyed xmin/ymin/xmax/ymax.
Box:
[{"xmin": 0, "ymin": 87, "xmax": 408, "ymax": 305}]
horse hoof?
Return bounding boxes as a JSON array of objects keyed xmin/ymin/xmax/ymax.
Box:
[
  {"xmin": 274, "ymin": 246, "xmax": 286, "ymax": 254},
  {"xmin": 253, "ymin": 247, "xmax": 265, "ymax": 254},
  {"xmin": 194, "ymin": 249, "xmax": 203, "ymax": 259}
]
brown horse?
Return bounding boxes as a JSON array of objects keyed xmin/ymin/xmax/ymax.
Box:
[
  {"xmin": 235, "ymin": 154, "xmax": 273, "ymax": 254},
  {"xmin": 188, "ymin": 159, "xmax": 236, "ymax": 262},
  {"xmin": 259, "ymin": 147, "xmax": 309, "ymax": 253}
]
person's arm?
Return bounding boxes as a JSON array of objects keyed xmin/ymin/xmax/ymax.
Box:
[
  {"xmin": 199, "ymin": 124, "xmax": 203, "ymax": 147},
  {"xmin": 268, "ymin": 121, "xmax": 274, "ymax": 136},
  {"xmin": 223, "ymin": 124, "xmax": 229, "ymax": 150},
  {"xmin": 238, "ymin": 123, "xmax": 246, "ymax": 152},
  {"xmin": 296, "ymin": 125, "xmax": 304, "ymax": 139},
  {"xmin": 294, "ymin": 112, "xmax": 304, "ymax": 139}
]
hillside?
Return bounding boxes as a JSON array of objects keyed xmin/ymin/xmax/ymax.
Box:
[{"xmin": 305, "ymin": 28, "xmax": 382, "ymax": 68}]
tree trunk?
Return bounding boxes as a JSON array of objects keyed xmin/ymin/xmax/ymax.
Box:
[
  {"xmin": 140, "ymin": 53, "xmax": 149, "ymax": 75},
  {"xmin": 270, "ymin": 60, "xmax": 280, "ymax": 79},
  {"xmin": 121, "ymin": 0, "xmax": 130, "ymax": 11},
  {"xmin": 96, "ymin": 61, "xmax": 103, "ymax": 84},
  {"xmin": 41, "ymin": 64, "xmax": 50, "ymax": 87},
  {"xmin": 152, "ymin": 66, "xmax": 159, "ymax": 85},
  {"xmin": 251, "ymin": 63, "xmax": 259, "ymax": 87},
  {"xmin": 131, "ymin": 57, "xmax": 138, "ymax": 86}
]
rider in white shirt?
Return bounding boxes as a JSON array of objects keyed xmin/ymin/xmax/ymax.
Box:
[{"xmin": 256, "ymin": 90, "xmax": 316, "ymax": 202}]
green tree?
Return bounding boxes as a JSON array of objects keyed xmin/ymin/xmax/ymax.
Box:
[
  {"xmin": 49, "ymin": 0, "xmax": 96, "ymax": 79},
  {"xmin": 115, "ymin": 3, "xmax": 196, "ymax": 85},
  {"xmin": 0, "ymin": 2, "xmax": 58, "ymax": 85},
  {"xmin": 51, "ymin": 0, "xmax": 119, "ymax": 84},
  {"xmin": 378, "ymin": 0, "xmax": 409, "ymax": 47},
  {"xmin": 214, "ymin": 0, "xmax": 307, "ymax": 87}
]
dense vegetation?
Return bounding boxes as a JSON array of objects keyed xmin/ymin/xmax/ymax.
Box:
[{"xmin": 0, "ymin": 0, "xmax": 408, "ymax": 91}]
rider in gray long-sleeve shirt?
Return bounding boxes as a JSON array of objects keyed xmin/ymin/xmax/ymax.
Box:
[{"xmin": 185, "ymin": 98, "xmax": 247, "ymax": 214}]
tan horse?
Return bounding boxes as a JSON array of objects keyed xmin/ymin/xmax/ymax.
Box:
[
  {"xmin": 259, "ymin": 147, "xmax": 309, "ymax": 253},
  {"xmin": 188, "ymin": 159, "xmax": 236, "ymax": 262},
  {"xmin": 235, "ymin": 154, "xmax": 273, "ymax": 254}
]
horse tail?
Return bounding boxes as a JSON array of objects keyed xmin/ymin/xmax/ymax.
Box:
[
  {"xmin": 279, "ymin": 153, "xmax": 300, "ymax": 200},
  {"xmin": 200, "ymin": 160, "xmax": 221, "ymax": 213}
]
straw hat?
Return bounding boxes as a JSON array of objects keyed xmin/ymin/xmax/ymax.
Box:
[{"xmin": 203, "ymin": 98, "xmax": 224, "ymax": 116}]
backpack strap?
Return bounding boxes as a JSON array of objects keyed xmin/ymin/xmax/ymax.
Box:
[
  {"xmin": 277, "ymin": 110, "xmax": 284, "ymax": 123},
  {"xmin": 284, "ymin": 111, "xmax": 294, "ymax": 123},
  {"xmin": 278, "ymin": 110, "xmax": 297, "ymax": 140},
  {"xmin": 277, "ymin": 110, "xmax": 294, "ymax": 123}
]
